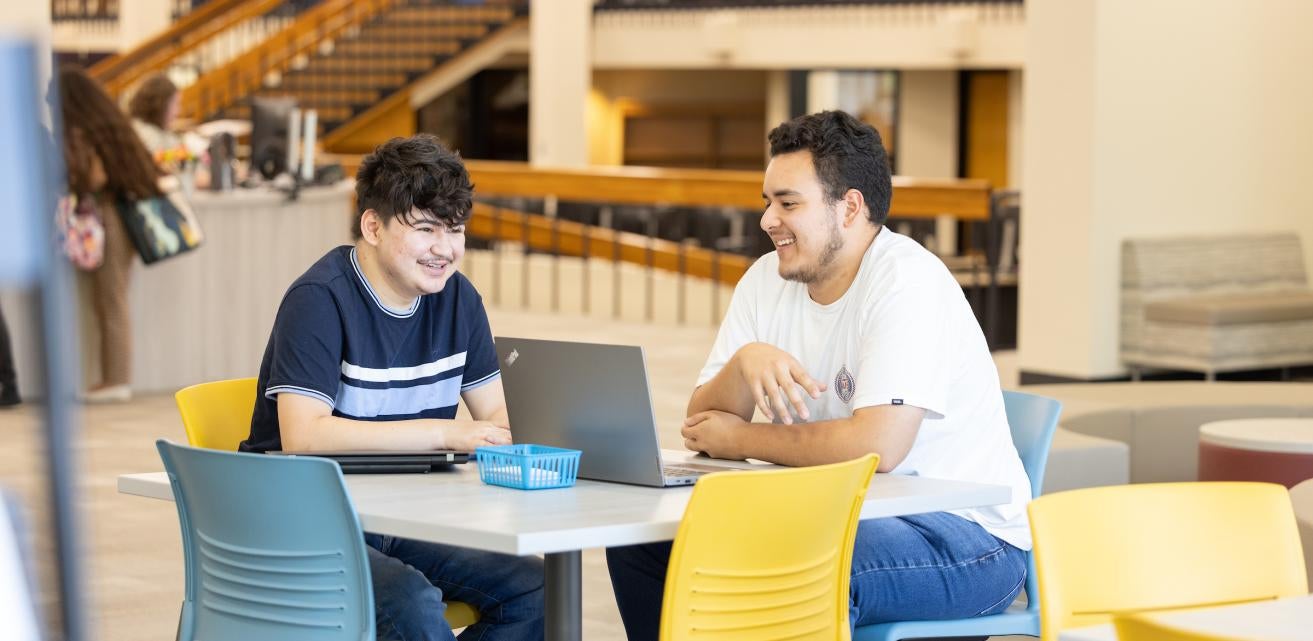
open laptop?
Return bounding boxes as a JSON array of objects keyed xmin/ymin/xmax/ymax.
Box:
[
  {"xmin": 267, "ymin": 450, "xmax": 470, "ymax": 474},
  {"xmin": 495, "ymin": 337, "xmax": 742, "ymax": 487}
]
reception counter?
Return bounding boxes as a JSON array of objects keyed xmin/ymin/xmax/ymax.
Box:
[
  {"xmin": 0, "ymin": 184, "xmax": 358, "ymax": 396},
  {"xmin": 114, "ymin": 183, "xmax": 354, "ymax": 393}
]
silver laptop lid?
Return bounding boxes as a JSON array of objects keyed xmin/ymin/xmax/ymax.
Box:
[{"xmin": 495, "ymin": 337, "xmax": 667, "ymax": 487}]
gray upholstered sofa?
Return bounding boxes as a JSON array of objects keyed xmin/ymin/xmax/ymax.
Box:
[
  {"xmin": 1028, "ymin": 382, "xmax": 1313, "ymax": 485},
  {"xmin": 1120, "ymin": 233, "xmax": 1313, "ymax": 380}
]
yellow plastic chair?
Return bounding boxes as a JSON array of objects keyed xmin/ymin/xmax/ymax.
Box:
[
  {"xmin": 173, "ymin": 377, "xmax": 479, "ymax": 630},
  {"xmin": 1114, "ymin": 612, "xmax": 1256, "ymax": 641},
  {"xmin": 175, "ymin": 378, "xmax": 259, "ymax": 451},
  {"xmin": 659, "ymin": 453, "xmax": 880, "ymax": 641},
  {"xmin": 1028, "ymin": 482, "xmax": 1307, "ymax": 641}
]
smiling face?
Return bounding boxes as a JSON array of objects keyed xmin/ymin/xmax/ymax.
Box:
[
  {"xmin": 361, "ymin": 207, "xmax": 466, "ymax": 307},
  {"xmin": 760, "ymin": 151, "xmax": 847, "ymax": 284}
]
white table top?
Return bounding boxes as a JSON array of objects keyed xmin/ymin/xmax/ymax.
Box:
[
  {"xmin": 1058, "ymin": 595, "xmax": 1313, "ymax": 641},
  {"xmin": 118, "ymin": 449, "xmax": 1011, "ymax": 556},
  {"xmin": 1199, "ymin": 418, "xmax": 1313, "ymax": 453}
]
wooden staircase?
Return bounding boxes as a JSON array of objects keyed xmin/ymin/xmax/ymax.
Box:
[
  {"xmin": 219, "ymin": 2, "xmax": 520, "ymax": 132},
  {"xmin": 92, "ymin": 0, "xmax": 525, "ymax": 147}
]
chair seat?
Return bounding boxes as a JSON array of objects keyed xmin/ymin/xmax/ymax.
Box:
[
  {"xmin": 1145, "ymin": 291, "xmax": 1313, "ymax": 326},
  {"xmin": 444, "ymin": 600, "xmax": 479, "ymax": 629},
  {"xmin": 852, "ymin": 609, "xmax": 1038, "ymax": 641}
]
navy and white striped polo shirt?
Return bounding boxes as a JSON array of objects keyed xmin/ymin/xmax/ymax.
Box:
[{"xmin": 240, "ymin": 245, "xmax": 499, "ymax": 453}]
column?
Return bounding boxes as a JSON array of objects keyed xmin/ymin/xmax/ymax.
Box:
[{"xmin": 530, "ymin": 0, "xmax": 591, "ymax": 167}]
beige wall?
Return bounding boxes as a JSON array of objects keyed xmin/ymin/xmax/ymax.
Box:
[
  {"xmin": 1006, "ymin": 69, "xmax": 1023, "ymax": 189},
  {"xmin": 897, "ymin": 70, "xmax": 958, "ymax": 178},
  {"xmin": 586, "ymin": 69, "xmax": 769, "ymax": 166},
  {"xmin": 593, "ymin": 4, "xmax": 1025, "ymax": 70},
  {"xmin": 530, "ymin": 0, "xmax": 591, "ymax": 166},
  {"xmin": 1020, "ymin": 0, "xmax": 1313, "ymax": 379}
]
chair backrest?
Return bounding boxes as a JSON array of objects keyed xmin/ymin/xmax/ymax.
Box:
[
  {"xmin": 1028, "ymin": 482, "xmax": 1308, "ymax": 641},
  {"xmin": 659, "ymin": 454, "xmax": 879, "ymax": 641},
  {"xmin": 156, "ymin": 440, "xmax": 374, "ymax": 641},
  {"xmin": 1289, "ymin": 478, "xmax": 1313, "ymax": 589},
  {"xmin": 1003, "ymin": 390, "xmax": 1062, "ymax": 499},
  {"xmin": 1002, "ymin": 389, "xmax": 1062, "ymax": 617},
  {"xmin": 1114, "ymin": 612, "xmax": 1252, "ymax": 641},
  {"xmin": 175, "ymin": 378, "xmax": 258, "ymax": 450}
]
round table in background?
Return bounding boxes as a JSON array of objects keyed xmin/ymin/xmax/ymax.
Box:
[{"xmin": 1198, "ymin": 418, "xmax": 1313, "ymax": 488}]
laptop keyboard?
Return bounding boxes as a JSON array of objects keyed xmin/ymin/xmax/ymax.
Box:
[{"xmin": 662, "ymin": 466, "xmax": 707, "ymax": 478}]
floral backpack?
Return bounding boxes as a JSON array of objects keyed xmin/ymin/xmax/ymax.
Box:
[{"xmin": 56, "ymin": 193, "xmax": 105, "ymax": 271}]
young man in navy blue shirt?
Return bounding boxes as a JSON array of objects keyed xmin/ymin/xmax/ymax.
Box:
[{"xmin": 241, "ymin": 134, "xmax": 544, "ymax": 640}]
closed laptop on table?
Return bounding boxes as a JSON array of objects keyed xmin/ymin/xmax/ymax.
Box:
[{"xmin": 267, "ymin": 450, "xmax": 470, "ymax": 474}]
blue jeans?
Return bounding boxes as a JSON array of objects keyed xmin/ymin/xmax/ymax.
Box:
[
  {"xmin": 365, "ymin": 533, "xmax": 545, "ymax": 641},
  {"xmin": 606, "ymin": 512, "xmax": 1026, "ymax": 641}
]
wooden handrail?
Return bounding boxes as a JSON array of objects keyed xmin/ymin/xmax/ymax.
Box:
[
  {"xmin": 325, "ymin": 158, "xmax": 992, "ymax": 221},
  {"xmin": 469, "ymin": 203, "xmax": 753, "ymax": 285},
  {"xmin": 90, "ymin": 0, "xmax": 284, "ymax": 97},
  {"xmin": 465, "ymin": 162, "xmax": 991, "ymax": 220},
  {"xmin": 181, "ymin": 0, "xmax": 399, "ymax": 121}
]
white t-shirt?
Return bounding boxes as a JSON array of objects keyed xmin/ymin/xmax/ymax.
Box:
[{"xmin": 697, "ymin": 229, "xmax": 1032, "ymax": 550}]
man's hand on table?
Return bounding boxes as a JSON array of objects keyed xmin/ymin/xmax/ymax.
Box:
[{"xmin": 682, "ymin": 410, "xmax": 751, "ymax": 460}]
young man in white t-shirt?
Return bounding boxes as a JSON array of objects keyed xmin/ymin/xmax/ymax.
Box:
[{"xmin": 606, "ymin": 111, "xmax": 1030, "ymax": 639}]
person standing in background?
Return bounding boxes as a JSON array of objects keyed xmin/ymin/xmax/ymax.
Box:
[
  {"xmin": 58, "ymin": 66, "xmax": 163, "ymax": 403},
  {"xmin": 0, "ymin": 301, "xmax": 18, "ymax": 407},
  {"xmin": 128, "ymin": 74, "xmax": 183, "ymax": 157}
]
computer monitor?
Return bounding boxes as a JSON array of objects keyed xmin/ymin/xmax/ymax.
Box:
[{"xmin": 249, "ymin": 96, "xmax": 297, "ymax": 180}]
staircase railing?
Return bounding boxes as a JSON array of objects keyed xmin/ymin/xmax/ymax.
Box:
[
  {"xmin": 183, "ymin": 0, "xmax": 400, "ymax": 123},
  {"xmin": 91, "ymin": 0, "xmax": 267, "ymax": 92},
  {"xmin": 87, "ymin": 0, "xmax": 316, "ymax": 100},
  {"xmin": 323, "ymin": 159, "xmax": 996, "ymax": 324}
]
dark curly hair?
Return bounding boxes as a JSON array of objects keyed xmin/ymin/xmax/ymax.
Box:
[
  {"xmin": 58, "ymin": 65, "xmax": 162, "ymax": 200},
  {"xmin": 128, "ymin": 74, "xmax": 178, "ymax": 129},
  {"xmin": 767, "ymin": 110, "xmax": 892, "ymax": 225},
  {"xmin": 353, "ymin": 134, "xmax": 473, "ymax": 240}
]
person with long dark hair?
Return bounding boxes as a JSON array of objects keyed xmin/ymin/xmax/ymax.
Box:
[{"xmin": 59, "ymin": 65, "xmax": 162, "ymax": 403}]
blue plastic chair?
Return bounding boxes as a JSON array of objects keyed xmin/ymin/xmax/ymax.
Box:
[
  {"xmin": 852, "ymin": 390, "xmax": 1062, "ymax": 641},
  {"xmin": 157, "ymin": 439, "xmax": 376, "ymax": 641}
]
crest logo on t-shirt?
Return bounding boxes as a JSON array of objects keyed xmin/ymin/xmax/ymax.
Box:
[
  {"xmin": 834, "ymin": 365, "xmax": 855, "ymax": 404},
  {"xmin": 505, "ymin": 349, "xmax": 519, "ymax": 367}
]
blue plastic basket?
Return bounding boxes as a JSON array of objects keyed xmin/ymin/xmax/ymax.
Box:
[{"xmin": 475, "ymin": 444, "xmax": 581, "ymax": 490}]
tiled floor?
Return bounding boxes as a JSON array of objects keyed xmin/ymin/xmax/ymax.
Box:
[{"xmin": 0, "ymin": 305, "xmax": 1021, "ymax": 640}]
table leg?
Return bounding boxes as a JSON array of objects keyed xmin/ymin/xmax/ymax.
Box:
[{"xmin": 545, "ymin": 550, "xmax": 582, "ymax": 641}]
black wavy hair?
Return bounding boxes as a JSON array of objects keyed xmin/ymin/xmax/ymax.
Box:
[
  {"xmin": 353, "ymin": 134, "xmax": 473, "ymax": 239},
  {"xmin": 767, "ymin": 110, "xmax": 892, "ymax": 225}
]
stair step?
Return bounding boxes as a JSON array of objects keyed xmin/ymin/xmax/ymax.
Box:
[
  {"xmin": 256, "ymin": 88, "xmax": 381, "ymax": 105},
  {"xmin": 380, "ymin": 6, "xmax": 514, "ymax": 24},
  {"xmin": 333, "ymin": 39, "xmax": 462, "ymax": 57},
  {"xmin": 224, "ymin": 104, "xmax": 355, "ymax": 123},
  {"xmin": 311, "ymin": 55, "xmax": 439, "ymax": 73},
  {"xmin": 357, "ymin": 23, "xmax": 489, "ymax": 41},
  {"xmin": 279, "ymin": 72, "xmax": 412, "ymax": 89}
]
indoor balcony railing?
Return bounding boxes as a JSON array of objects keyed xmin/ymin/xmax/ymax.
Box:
[{"xmin": 330, "ymin": 159, "xmax": 1014, "ymax": 345}]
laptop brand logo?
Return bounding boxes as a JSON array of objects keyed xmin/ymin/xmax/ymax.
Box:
[{"xmin": 505, "ymin": 349, "xmax": 519, "ymax": 367}]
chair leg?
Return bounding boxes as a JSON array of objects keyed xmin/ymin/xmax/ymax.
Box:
[
  {"xmin": 1205, "ymin": 370, "xmax": 1216, "ymax": 382},
  {"xmin": 1130, "ymin": 367, "xmax": 1142, "ymax": 382}
]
